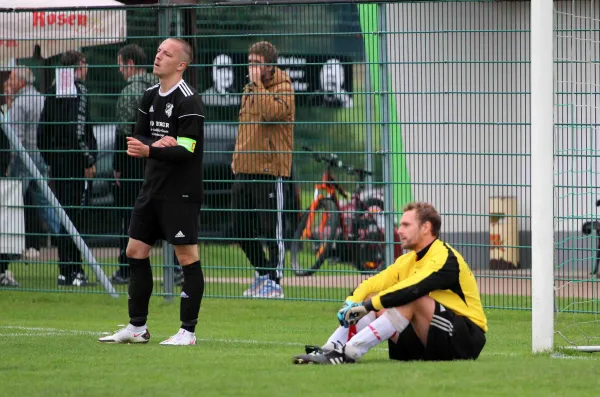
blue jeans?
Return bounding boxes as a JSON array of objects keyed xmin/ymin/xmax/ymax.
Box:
[
  {"xmin": 10, "ymin": 156, "xmax": 61, "ymax": 235},
  {"xmin": 27, "ymin": 181, "xmax": 61, "ymax": 235}
]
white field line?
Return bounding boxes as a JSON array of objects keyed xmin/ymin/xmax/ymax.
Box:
[
  {"xmin": 550, "ymin": 353, "xmax": 595, "ymax": 360},
  {"xmin": 0, "ymin": 326, "xmax": 100, "ymax": 336},
  {"xmin": 0, "ymin": 326, "xmax": 585, "ymax": 359}
]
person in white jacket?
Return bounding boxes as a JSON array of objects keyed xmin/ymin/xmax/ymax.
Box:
[{"xmin": 5, "ymin": 68, "xmax": 60, "ymax": 262}]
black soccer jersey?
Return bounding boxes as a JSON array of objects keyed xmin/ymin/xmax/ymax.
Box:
[{"xmin": 133, "ymin": 79, "xmax": 204, "ymax": 202}]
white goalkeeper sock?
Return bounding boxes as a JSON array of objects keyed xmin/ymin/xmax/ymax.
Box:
[
  {"xmin": 323, "ymin": 311, "xmax": 377, "ymax": 351},
  {"xmin": 345, "ymin": 310, "xmax": 409, "ymax": 360}
]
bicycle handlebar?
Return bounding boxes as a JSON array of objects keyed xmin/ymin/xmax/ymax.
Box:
[{"xmin": 302, "ymin": 146, "xmax": 373, "ymax": 177}]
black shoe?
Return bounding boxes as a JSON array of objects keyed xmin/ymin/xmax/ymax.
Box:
[
  {"xmin": 304, "ymin": 345, "xmax": 324, "ymax": 355},
  {"xmin": 293, "ymin": 344, "xmax": 355, "ymax": 365},
  {"xmin": 58, "ymin": 272, "xmax": 89, "ymax": 287},
  {"xmin": 71, "ymin": 272, "xmax": 89, "ymax": 287},
  {"xmin": 111, "ymin": 274, "xmax": 130, "ymax": 285}
]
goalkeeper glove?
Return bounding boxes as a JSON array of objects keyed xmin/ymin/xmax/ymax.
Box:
[
  {"xmin": 339, "ymin": 299, "xmax": 376, "ymax": 327},
  {"xmin": 336, "ymin": 300, "xmax": 356, "ymax": 328},
  {"xmin": 343, "ymin": 303, "xmax": 368, "ymax": 326}
]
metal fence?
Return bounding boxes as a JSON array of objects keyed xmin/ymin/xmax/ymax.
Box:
[{"xmin": 0, "ymin": 1, "xmax": 598, "ymax": 314}]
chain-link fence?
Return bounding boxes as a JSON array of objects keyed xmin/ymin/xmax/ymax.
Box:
[{"xmin": 0, "ymin": 1, "xmax": 597, "ymax": 314}]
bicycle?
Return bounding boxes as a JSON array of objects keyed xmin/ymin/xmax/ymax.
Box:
[{"xmin": 290, "ymin": 147, "xmax": 401, "ymax": 277}]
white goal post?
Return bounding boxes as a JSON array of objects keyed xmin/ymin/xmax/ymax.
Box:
[
  {"xmin": 532, "ymin": 0, "xmax": 600, "ymax": 354},
  {"xmin": 531, "ymin": 0, "xmax": 555, "ymax": 354}
]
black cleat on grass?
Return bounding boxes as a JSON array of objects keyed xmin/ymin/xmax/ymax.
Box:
[{"xmin": 293, "ymin": 345, "xmax": 355, "ymax": 365}]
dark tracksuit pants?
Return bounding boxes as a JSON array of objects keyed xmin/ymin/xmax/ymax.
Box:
[
  {"xmin": 114, "ymin": 176, "xmax": 143, "ymax": 277},
  {"xmin": 231, "ymin": 174, "xmax": 285, "ymax": 283},
  {"xmin": 53, "ymin": 177, "xmax": 86, "ymax": 281}
]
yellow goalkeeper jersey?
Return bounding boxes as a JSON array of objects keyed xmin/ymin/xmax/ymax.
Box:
[{"xmin": 348, "ymin": 239, "xmax": 488, "ymax": 332}]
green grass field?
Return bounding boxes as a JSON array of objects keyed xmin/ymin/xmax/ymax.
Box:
[{"xmin": 1, "ymin": 291, "xmax": 599, "ymax": 397}]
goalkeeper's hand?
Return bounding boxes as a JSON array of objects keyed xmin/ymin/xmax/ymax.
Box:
[
  {"xmin": 343, "ymin": 303, "xmax": 368, "ymax": 326},
  {"xmin": 337, "ymin": 300, "xmax": 356, "ymax": 328}
]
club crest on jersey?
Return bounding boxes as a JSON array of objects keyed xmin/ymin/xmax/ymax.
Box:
[{"xmin": 165, "ymin": 103, "xmax": 174, "ymax": 118}]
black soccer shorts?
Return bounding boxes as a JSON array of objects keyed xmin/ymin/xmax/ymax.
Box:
[
  {"xmin": 387, "ymin": 301, "xmax": 486, "ymax": 361},
  {"xmin": 128, "ymin": 195, "xmax": 201, "ymax": 246}
]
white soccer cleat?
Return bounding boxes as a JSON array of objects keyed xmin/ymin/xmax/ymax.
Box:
[
  {"xmin": 243, "ymin": 273, "xmax": 269, "ymax": 297},
  {"xmin": 98, "ymin": 326, "xmax": 150, "ymax": 344},
  {"xmin": 159, "ymin": 329, "xmax": 197, "ymax": 346}
]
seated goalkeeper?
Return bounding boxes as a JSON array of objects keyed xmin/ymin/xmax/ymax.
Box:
[{"xmin": 293, "ymin": 202, "xmax": 487, "ymax": 364}]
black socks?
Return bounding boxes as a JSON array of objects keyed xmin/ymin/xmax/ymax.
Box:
[
  {"xmin": 180, "ymin": 261, "xmax": 204, "ymax": 333},
  {"xmin": 127, "ymin": 257, "xmax": 153, "ymax": 327},
  {"xmin": 126, "ymin": 257, "xmax": 204, "ymax": 333}
]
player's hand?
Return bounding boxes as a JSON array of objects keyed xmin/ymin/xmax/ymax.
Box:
[
  {"xmin": 343, "ymin": 303, "xmax": 368, "ymax": 327},
  {"xmin": 249, "ymin": 65, "xmax": 262, "ymax": 85},
  {"xmin": 151, "ymin": 136, "xmax": 177, "ymax": 148},
  {"xmin": 84, "ymin": 165, "xmax": 96, "ymax": 179},
  {"xmin": 337, "ymin": 300, "xmax": 356, "ymax": 328},
  {"xmin": 126, "ymin": 137, "xmax": 150, "ymax": 158}
]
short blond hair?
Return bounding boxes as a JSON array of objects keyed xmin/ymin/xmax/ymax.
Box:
[{"xmin": 169, "ymin": 38, "xmax": 193, "ymax": 65}]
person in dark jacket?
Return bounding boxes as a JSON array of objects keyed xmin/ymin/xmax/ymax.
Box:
[
  {"xmin": 38, "ymin": 51, "xmax": 97, "ymax": 287},
  {"xmin": 0, "ymin": 107, "xmax": 19, "ymax": 286},
  {"xmin": 111, "ymin": 44, "xmax": 159, "ymax": 284},
  {"xmin": 0, "ymin": 109, "xmax": 10, "ymax": 179}
]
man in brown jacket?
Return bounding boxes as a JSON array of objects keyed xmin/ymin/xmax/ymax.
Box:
[{"xmin": 231, "ymin": 41, "xmax": 295, "ymax": 299}]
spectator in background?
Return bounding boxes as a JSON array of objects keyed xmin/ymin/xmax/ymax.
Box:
[
  {"xmin": 111, "ymin": 44, "xmax": 159, "ymax": 285},
  {"xmin": 38, "ymin": 50, "xmax": 97, "ymax": 287},
  {"xmin": 0, "ymin": 104, "xmax": 20, "ymax": 287},
  {"xmin": 2, "ymin": 78, "xmax": 13, "ymax": 112},
  {"xmin": 5, "ymin": 68, "xmax": 60, "ymax": 261},
  {"xmin": 231, "ymin": 41, "xmax": 295, "ymax": 299}
]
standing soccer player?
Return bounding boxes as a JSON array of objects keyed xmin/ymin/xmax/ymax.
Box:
[{"xmin": 99, "ymin": 38, "xmax": 205, "ymax": 346}]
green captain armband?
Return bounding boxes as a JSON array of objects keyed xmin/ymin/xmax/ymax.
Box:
[{"xmin": 177, "ymin": 137, "xmax": 197, "ymax": 153}]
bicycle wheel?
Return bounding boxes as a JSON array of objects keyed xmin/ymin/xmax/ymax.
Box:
[
  {"xmin": 291, "ymin": 198, "xmax": 340, "ymax": 277},
  {"xmin": 354, "ymin": 198, "xmax": 386, "ymax": 273}
]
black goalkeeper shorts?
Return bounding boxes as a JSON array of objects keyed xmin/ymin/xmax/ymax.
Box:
[
  {"xmin": 388, "ymin": 301, "xmax": 486, "ymax": 361},
  {"xmin": 128, "ymin": 195, "xmax": 200, "ymax": 246}
]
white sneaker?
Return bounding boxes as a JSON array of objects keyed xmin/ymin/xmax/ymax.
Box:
[
  {"xmin": 243, "ymin": 273, "xmax": 269, "ymax": 297},
  {"xmin": 255, "ymin": 279, "xmax": 284, "ymax": 298},
  {"xmin": 98, "ymin": 326, "xmax": 150, "ymax": 344},
  {"xmin": 0, "ymin": 271, "xmax": 19, "ymax": 287},
  {"xmin": 22, "ymin": 247, "xmax": 40, "ymax": 261},
  {"xmin": 159, "ymin": 329, "xmax": 197, "ymax": 346}
]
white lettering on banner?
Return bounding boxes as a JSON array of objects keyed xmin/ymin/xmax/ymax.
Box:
[
  {"xmin": 287, "ymin": 69, "xmax": 305, "ymax": 80},
  {"xmin": 277, "ymin": 56, "xmax": 306, "ymax": 65},
  {"xmin": 32, "ymin": 12, "xmax": 88, "ymax": 28},
  {"xmin": 278, "ymin": 56, "xmax": 309, "ymax": 92},
  {"xmin": 292, "ymin": 82, "xmax": 308, "ymax": 91}
]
